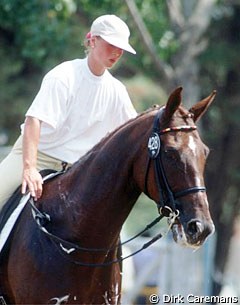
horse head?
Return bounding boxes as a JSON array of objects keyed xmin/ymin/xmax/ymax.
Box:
[{"xmin": 143, "ymin": 87, "xmax": 216, "ymax": 248}]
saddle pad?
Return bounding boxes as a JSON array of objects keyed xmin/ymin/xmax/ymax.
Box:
[
  {"xmin": 0, "ymin": 170, "xmax": 62, "ymax": 253},
  {"xmin": 0, "ymin": 193, "xmax": 30, "ymax": 253}
]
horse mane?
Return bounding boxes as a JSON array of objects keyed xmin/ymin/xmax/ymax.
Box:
[{"xmin": 73, "ymin": 101, "xmax": 194, "ymax": 170}]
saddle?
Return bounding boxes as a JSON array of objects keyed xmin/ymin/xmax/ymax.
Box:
[{"xmin": 0, "ymin": 169, "xmax": 63, "ymax": 253}]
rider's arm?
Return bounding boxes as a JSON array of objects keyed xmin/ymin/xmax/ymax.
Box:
[{"xmin": 21, "ymin": 116, "xmax": 43, "ymax": 200}]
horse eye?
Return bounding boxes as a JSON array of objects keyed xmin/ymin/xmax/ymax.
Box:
[
  {"xmin": 163, "ymin": 147, "xmax": 179, "ymax": 161},
  {"xmin": 164, "ymin": 147, "xmax": 177, "ymax": 154}
]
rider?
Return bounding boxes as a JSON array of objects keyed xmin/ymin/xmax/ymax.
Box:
[{"xmin": 0, "ymin": 14, "xmax": 137, "ymax": 211}]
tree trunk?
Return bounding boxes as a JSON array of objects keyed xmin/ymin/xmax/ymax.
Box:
[{"xmin": 125, "ymin": 0, "xmax": 217, "ymax": 107}]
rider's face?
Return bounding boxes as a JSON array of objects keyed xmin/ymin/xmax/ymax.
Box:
[{"xmin": 90, "ymin": 36, "xmax": 124, "ymax": 69}]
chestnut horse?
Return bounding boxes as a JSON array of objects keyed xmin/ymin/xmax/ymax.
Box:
[{"xmin": 0, "ymin": 87, "xmax": 216, "ymax": 304}]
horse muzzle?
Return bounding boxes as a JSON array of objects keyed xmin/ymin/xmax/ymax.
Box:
[{"xmin": 170, "ymin": 217, "xmax": 215, "ymax": 249}]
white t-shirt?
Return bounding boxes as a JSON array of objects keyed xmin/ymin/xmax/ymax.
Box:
[{"xmin": 22, "ymin": 58, "xmax": 137, "ymax": 163}]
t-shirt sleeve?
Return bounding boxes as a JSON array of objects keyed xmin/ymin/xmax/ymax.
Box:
[{"xmin": 25, "ymin": 76, "xmax": 69, "ymax": 129}]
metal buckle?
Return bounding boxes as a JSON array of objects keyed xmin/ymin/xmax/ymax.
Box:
[{"xmin": 159, "ymin": 206, "xmax": 173, "ymax": 217}]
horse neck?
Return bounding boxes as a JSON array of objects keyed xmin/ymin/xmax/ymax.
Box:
[{"xmin": 59, "ymin": 116, "xmax": 152, "ymax": 247}]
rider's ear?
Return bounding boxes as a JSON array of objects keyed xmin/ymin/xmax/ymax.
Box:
[
  {"xmin": 189, "ymin": 90, "xmax": 217, "ymax": 122},
  {"xmin": 164, "ymin": 87, "xmax": 183, "ymax": 119}
]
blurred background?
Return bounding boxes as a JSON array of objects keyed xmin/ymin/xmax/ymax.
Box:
[{"xmin": 0, "ymin": 0, "xmax": 240, "ymax": 304}]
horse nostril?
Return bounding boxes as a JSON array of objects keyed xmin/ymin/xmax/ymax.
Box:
[{"xmin": 187, "ymin": 220, "xmax": 203, "ymax": 236}]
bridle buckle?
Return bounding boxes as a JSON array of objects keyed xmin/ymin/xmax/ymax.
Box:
[{"xmin": 159, "ymin": 206, "xmax": 174, "ymax": 217}]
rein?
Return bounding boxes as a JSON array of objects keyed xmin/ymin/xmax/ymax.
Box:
[
  {"xmin": 30, "ymin": 197, "xmax": 179, "ymax": 267},
  {"xmin": 145, "ymin": 108, "xmax": 206, "ymax": 214},
  {"xmin": 29, "ymin": 108, "xmax": 205, "ymax": 267}
]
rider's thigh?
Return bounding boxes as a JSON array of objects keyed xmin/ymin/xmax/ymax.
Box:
[{"xmin": 0, "ymin": 142, "xmax": 23, "ymax": 211}]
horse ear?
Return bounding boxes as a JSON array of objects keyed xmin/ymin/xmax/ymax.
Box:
[
  {"xmin": 164, "ymin": 87, "xmax": 183, "ymax": 119},
  {"xmin": 189, "ymin": 90, "xmax": 217, "ymax": 122}
]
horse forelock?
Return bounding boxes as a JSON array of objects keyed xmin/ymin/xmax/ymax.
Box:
[
  {"xmin": 178, "ymin": 105, "xmax": 194, "ymax": 118},
  {"xmin": 161, "ymin": 104, "xmax": 195, "ymax": 128}
]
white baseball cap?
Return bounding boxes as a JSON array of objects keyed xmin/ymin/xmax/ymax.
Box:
[{"xmin": 90, "ymin": 15, "xmax": 136, "ymax": 54}]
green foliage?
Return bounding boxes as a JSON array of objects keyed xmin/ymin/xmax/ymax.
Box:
[
  {"xmin": 0, "ymin": 0, "xmax": 74, "ymax": 65},
  {"xmin": 135, "ymin": 0, "xmax": 176, "ymax": 62},
  {"xmin": 0, "ymin": 0, "xmax": 83, "ymax": 143},
  {"xmin": 123, "ymin": 75, "xmax": 167, "ymax": 112}
]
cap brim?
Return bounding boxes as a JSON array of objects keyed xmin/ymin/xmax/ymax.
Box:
[{"xmin": 100, "ymin": 35, "xmax": 136, "ymax": 54}]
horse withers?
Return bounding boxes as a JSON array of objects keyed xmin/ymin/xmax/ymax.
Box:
[{"xmin": 0, "ymin": 87, "xmax": 216, "ymax": 304}]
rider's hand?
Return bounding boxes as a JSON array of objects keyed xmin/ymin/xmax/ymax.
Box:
[{"xmin": 21, "ymin": 167, "xmax": 43, "ymax": 200}]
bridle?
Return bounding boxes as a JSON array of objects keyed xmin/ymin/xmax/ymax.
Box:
[
  {"xmin": 145, "ymin": 107, "xmax": 206, "ymax": 216},
  {"xmin": 29, "ymin": 107, "xmax": 206, "ymax": 267}
]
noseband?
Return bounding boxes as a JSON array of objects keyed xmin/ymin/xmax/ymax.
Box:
[{"xmin": 145, "ymin": 108, "xmax": 206, "ymax": 216}]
